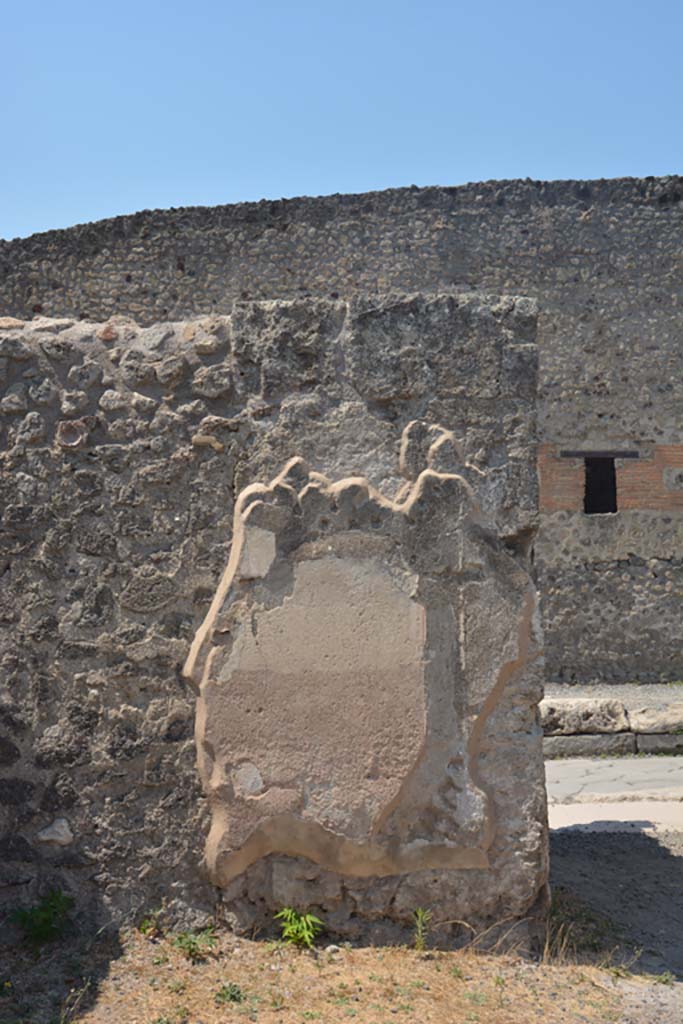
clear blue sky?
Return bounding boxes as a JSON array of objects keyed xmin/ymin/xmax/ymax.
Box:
[{"xmin": 2, "ymin": 0, "xmax": 682, "ymax": 240}]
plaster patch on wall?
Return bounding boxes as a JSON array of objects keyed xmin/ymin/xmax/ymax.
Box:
[{"xmin": 184, "ymin": 424, "xmax": 546, "ymax": 926}]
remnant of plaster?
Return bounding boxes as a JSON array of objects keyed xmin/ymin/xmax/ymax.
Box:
[
  {"xmin": 237, "ymin": 527, "xmax": 277, "ymax": 580},
  {"xmin": 184, "ymin": 421, "xmax": 546, "ymax": 901}
]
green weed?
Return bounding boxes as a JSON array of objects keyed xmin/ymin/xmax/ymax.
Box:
[
  {"xmin": 215, "ymin": 981, "xmax": 246, "ymax": 1004},
  {"xmin": 412, "ymin": 907, "xmax": 432, "ymax": 952},
  {"xmin": 494, "ymin": 973, "xmax": 506, "ymax": 1006},
  {"xmin": 172, "ymin": 926, "xmax": 217, "ymax": 963},
  {"xmin": 138, "ymin": 907, "xmax": 165, "ymax": 939},
  {"xmin": 12, "ymin": 889, "xmax": 75, "ymax": 947},
  {"xmin": 151, "ymin": 1013, "xmax": 189, "ymax": 1024},
  {"xmin": 274, "ymin": 907, "xmax": 324, "ymax": 949}
]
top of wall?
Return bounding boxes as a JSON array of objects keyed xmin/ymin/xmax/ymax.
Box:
[
  {"xmin": 3, "ymin": 175, "xmax": 683, "ymax": 249},
  {"xmin": 2, "ymin": 174, "xmax": 683, "ymax": 445},
  {"xmin": 1, "ymin": 174, "xmax": 683, "ymax": 325}
]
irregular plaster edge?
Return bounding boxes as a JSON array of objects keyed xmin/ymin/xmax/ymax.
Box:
[
  {"xmin": 209, "ymin": 812, "xmax": 489, "ymax": 886},
  {"xmin": 183, "ymin": 449, "xmax": 480, "ymax": 687},
  {"xmin": 469, "ymin": 587, "xmax": 540, "ymax": 851},
  {"xmin": 184, "ymin": 448, "xmax": 537, "ymax": 882}
]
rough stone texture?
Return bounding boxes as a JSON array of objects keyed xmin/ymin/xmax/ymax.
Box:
[
  {"xmin": 2, "ymin": 176, "xmax": 682, "ymax": 684},
  {"xmin": 539, "ymin": 693, "xmax": 683, "ymax": 755},
  {"xmin": 636, "ymin": 734, "xmax": 683, "ymax": 755},
  {"xmin": 537, "ymin": 531, "xmax": 683, "ymax": 685},
  {"xmin": 628, "ymin": 705, "xmax": 683, "ymax": 734},
  {"xmin": 36, "ymin": 818, "xmax": 74, "ymax": 846},
  {"xmin": 0, "ymin": 293, "xmax": 541, "ymax": 931},
  {"xmin": 182, "ymin": 426, "xmax": 547, "ymax": 935},
  {"xmin": 543, "ymin": 734, "xmax": 637, "ymax": 759},
  {"xmin": 540, "ymin": 699, "xmax": 629, "ymax": 736}
]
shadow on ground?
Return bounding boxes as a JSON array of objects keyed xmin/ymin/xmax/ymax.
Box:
[
  {"xmin": 550, "ymin": 827, "xmax": 683, "ymax": 979},
  {"xmin": 0, "ymin": 901, "xmax": 124, "ymax": 1024}
]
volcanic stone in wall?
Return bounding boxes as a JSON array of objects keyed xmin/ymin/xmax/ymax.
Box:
[
  {"xmin": 184, "ymin": 422, "xmax": 548, "ymax": 938},
  {"xmin": 0, "ymin": 293, "xmax": 540, "ymax": 931}
]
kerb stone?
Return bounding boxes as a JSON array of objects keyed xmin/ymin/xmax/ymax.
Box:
[{"xmin": 540, "ymin": 698, "xmax": 629, "ymax": 736}]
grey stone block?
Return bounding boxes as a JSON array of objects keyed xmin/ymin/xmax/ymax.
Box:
[
  {"xmin": 541, "ymin": 698, "xmax": 629, "ymax": 736},
  {"xmin": 636, "ymin": 734, "xmax": 683, "ymax": 754},
  {"xmin": 0, "ymin": 297, "xmax": 543, "ymax": 937},
  {"xmin": 628, "ymin": 704, "xmax": 683, "ymax": 734},
  {"xmin": 543, "ymin": 733, "xmax": 636, "ymax": 759}
]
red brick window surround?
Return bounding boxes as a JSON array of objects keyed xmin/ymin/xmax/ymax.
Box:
[{"xmin": 538, "ymin": 445, "xmax": 683, "ymax": 512}]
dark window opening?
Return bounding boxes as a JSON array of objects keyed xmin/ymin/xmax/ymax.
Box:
[{"xmin": 584, "ymin": 457, "xmax": 617, "ymax": 514}]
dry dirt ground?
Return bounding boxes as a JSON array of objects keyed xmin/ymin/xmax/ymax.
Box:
[
  {"xmin": 0, "ymin": 885, "xmax": 676, "ymax": 1024},
  {"xmin": 1, "ymin": 926, "xmax": 625, "ymax": 1024},
  {"xmin": 1, "ymin": 829, "xmax": 682, "ymax": 1024}
]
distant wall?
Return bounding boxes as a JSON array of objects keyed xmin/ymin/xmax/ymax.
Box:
[
  {"xmin": 536, "ymin": 443, "xmax": 683, "ymax": 683},
  {"xmin": 2, "ymin": 175, "xmax": 683, "ymax": 682}
]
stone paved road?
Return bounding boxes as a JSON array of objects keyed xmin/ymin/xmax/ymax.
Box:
[
  {"xmin": 548, "ymin": 753, "xmax": 683, "ymax": 806},
  {"xmin": 544, "ymin": 682, "xmax": 683, "ymax": 706},
  {"xmin": 547, "ymin": 755, "xmax": 683, "ymax": 831}
]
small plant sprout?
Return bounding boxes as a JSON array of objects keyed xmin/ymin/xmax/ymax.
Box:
[
  {"xmin": 138, "ymin": 907, "xmax": 165, "ymax": 939},
  {"xmin": 215, "ymin": 981, "xmax": 246, "ymax": 1004},
  {"xmin": 269, "ymin": 989, "xmax": 287, "ymax": 1010},
  {"xmin": 494, "ymin": 974, "xmax": 506, "ymax": 1005},
  {"xmin": 11, "ymin": 889, "xmax": 75, "ymax": 947},
  {"xmin": 274, "ymin": 907, "xmax": 324, "ymax": 949},
  {"xmin": 412, "ymin": 907, "xmax": 432, "ymax": 952},
  {"xmin": 172, "ymin": 926, "xmax": 217, "ymax": 963}
]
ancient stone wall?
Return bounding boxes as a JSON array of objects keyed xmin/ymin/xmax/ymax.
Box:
[
  {"xmin": 537, "ymin": 444, "xmax": 683, "ymax": 683},
  {"xmin": 0, "ymin": 294, "xmax": 544, "ymax": 933},
  {"xmin": 2, "ymin": 175, "xmax": 682, "ymax": 683}
]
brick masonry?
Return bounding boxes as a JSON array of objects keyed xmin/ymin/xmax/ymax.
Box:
[
  {"xmin": 539, "ymin": 445, "xmax": 683, "ymax": 512},
  {"xmin": 619, "ymin": 447, "xmax": 683, "ymax": 511},
  {"xmin": 538, "ymin": 446, "xmax": 584, "ymax": 512}
]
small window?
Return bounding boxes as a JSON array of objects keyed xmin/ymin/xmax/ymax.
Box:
[{"xmin": 584, "ymin": 457, "xmax": 617, "ymax": 514}]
